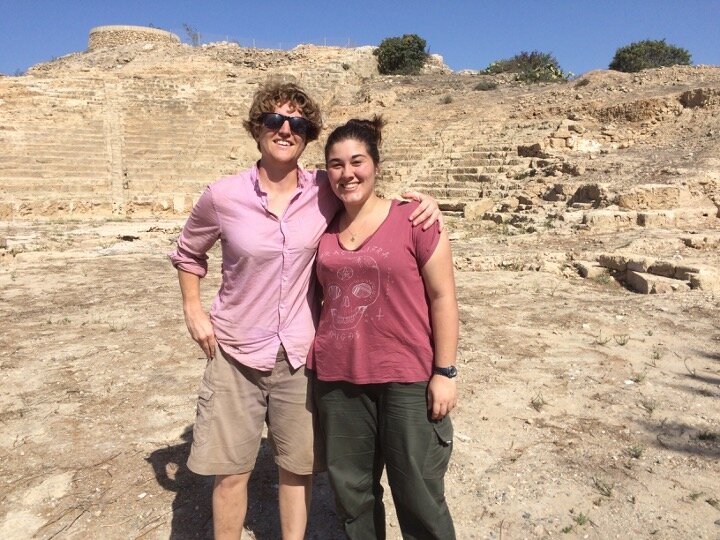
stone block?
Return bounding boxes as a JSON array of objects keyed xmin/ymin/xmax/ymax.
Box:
[
  {"xmin": 674, "ymin": 264, "xmax": 702, "ymax": 280},
  {"xmin": 598, "ymin": 254, "xmax": 628, "ymax": 271},
  {"xmin": 569, "ymin": 183, "xmax": 607, "ymax": 204},
  {"xmin": 627, "ymin": 257, "xmax": 655, "ymax": 273},
  {"xmin": 574, "ymin": 260, "xmax": 607, "ymax": 279},
  {"xmin": 583, "ymin": 210, "xmax": 637, "ymax": 231},
  {"xmin": 173, "ymin": 195, "xmax": 188, "ymax": 213},
  {"xmin": 617, "ymin": 184, "xmax": 690, "ymax": 210},
  {"xmin": 517, "ymin": 143, "xmax": 545, "ymax": 158},
  {"xmin": 559, "ymin": 211, "xmax": 584, "ymax": 224},
  {"xmin": 626, "ymin": 270, "xmax": 689, "ymax": 294},
  {"xmin": 637, "ymin": 211, "xmax": 676, "ymax": 227},
  {"xmin": 647, "ymin": 260, "xmax": 676, "ymax": 278},
  {"xmin": 543, "ymin": 183, "xmax": 578, "ymax": 202},
  {"xmin": 574, "ymin": 139, "xmax": 603, "ymax": 153},
  {"xmin": 464, "ymin": 199, "xmax": 495, "ymax": 220},
  {"xmin": 439, "ymin": 201, "xmax": 465, "ymax": 212},
  {"xmin": 688, "ymin": 272, "xmax": 720, "ymax": 292},
  {"xmin": 548, "ymin": 137, "xmax": 567, "ymax": 149}
]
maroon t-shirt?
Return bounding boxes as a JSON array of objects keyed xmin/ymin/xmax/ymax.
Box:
[{"xmin": 309, "ymin": 200, "xmax": 441, "ymax": 384}]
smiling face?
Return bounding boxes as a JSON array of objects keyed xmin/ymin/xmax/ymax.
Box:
[
  {"xmin": 326, "ymin": 138, "xmax": 379, "ymax": 208},
  {"xmin": 257, "ymin": 101, "xmax": 307, "ymax": 168}
]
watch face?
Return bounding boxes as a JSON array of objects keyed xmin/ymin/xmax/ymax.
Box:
[{"xmin": 435, "ymin": 366, "xmax": 457, "ymax": 378}]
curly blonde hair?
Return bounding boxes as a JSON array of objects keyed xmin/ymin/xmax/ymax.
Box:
[{"xmin": 243, "ymin": 82, "xmax": 322, "ymax": 143}]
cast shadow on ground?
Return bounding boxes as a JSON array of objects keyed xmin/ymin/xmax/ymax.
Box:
[
  {"xmin": 639, "ymin": 419, "xmax": 720, "ymax": 458},
  {"xmin": 698, "ymin": 350, "xmax": 720, "ymax": 362},
  {"xmin": 684, "ymin": 371, "xmax": 720, "ymax": 387},
  {"xmin": 147, "ymin": 426, "xmax": 342, "ymax": 539},
  {"xmin": 146, "ymin": 426, "xmax": 213, "ymax": 539}
]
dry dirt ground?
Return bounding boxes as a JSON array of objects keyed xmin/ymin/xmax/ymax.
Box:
[{"xmin": 0, "ymin": 217, "xmax": 718, "ymax": 540}]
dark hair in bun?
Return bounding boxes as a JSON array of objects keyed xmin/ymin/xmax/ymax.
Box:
[{"xmin": 324, "ymin": 115, "xmax": 386, "ymax": 166}]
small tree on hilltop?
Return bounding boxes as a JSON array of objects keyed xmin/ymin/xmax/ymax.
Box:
[
  {"xmin": 609, "ymin": 39, "xmax": 691, "ymax": 72},
  {"xmin": 183, "ymin": 23, "xmax": 201, "ymax": 47},
  {"xmin": 374, "ymin": 34, "xmax": 429, "ymax": 75},
  {"xmin": 484, "ymin": 51, "xmax": 570, "ymax": 83}
]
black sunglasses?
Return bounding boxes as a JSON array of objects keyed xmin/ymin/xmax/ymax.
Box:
[{"xmin": 260, "ymin": 112, "xmax": 313, "ymax": 136}]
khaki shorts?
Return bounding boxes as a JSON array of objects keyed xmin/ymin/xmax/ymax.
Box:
[{"xmin": 187, "ymin": 345, "xmax": 321, "ymax": 476}]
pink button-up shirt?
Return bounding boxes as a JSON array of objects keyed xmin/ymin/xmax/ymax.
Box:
[{"xmin": 169, "ymin": 163, "xmax": 340, "ymax": 370}]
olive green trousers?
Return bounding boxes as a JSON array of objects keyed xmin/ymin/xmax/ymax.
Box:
[{"xmin": 315, "ymin": 380, "xmax": 456, "ymax": 540}]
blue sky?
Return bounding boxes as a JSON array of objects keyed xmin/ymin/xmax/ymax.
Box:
[{"xmin": 1, "ymin": 1, "xmax": 719, "ymax": 76}]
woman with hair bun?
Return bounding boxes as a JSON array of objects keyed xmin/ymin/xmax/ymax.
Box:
[{"xmin": 310, "ymin": 116, "xmax": 459, "ymax": 539}]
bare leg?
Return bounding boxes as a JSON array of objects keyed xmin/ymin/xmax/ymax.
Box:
[
  {"xmin": 213, "ymin": 473, "xmax": 251, "ymax": 539},
  {"xmin": 278, "ymin": 468, "xmax": 312, "ymax": 540}
]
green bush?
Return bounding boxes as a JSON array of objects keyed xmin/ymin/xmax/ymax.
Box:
[
  {"xmin": 609, "ymin": 39, "xmax": 691, "ymax": 72},
  {"xmin": 374, "ymin": 34, "xmax": 428, "ymax": 75},
  {"xmin": 182, "ymin": 23, "xmax": 201, "ymax": 46},
  {"xmin": 474, "ymin": 80, "xmax": 498, "ymax": 91},
  {"xmin": 574, "ymin": 78, "xmax": 590, "ymax": 88},
  {"xmin": 484, "ymin": 51, "xmax": 570, "ymax": 83}
]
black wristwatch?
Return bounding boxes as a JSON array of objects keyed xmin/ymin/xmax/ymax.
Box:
[{"xmin": 433, "ymin": 365, "xmax": 458, "ymax": 378}]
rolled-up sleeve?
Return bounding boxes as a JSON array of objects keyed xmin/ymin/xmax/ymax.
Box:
[{"xmin": 168, "ymin": 187, "xmax": 220, "ymax": 277}]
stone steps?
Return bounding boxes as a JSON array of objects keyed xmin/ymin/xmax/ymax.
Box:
[
  {"xmin": 415, "ymin": 187, "xmax": 485, "ymax": 199},
  {"xmin": 0, "ymin": 181, "xmax": 112, "ymax": 193},
  {"xmin": 0, "ymin": 150, "xmax": 107, "ymax": 161},
  {"xmin": 0, "ymin": 161, "xmax": 109, "ymax": 172}
]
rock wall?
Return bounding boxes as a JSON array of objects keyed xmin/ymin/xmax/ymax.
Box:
[{"xmin": 88, "ymin": 25, "xmax": 180, "ymax": 50}]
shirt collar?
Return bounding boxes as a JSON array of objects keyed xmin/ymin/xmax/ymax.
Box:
[{"xmin": 251, "ymin": 161, "xmax": 308, "ymax": 194}]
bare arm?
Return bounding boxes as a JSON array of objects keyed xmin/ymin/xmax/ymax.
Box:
[
  {"xmin": 421, "ymin": 230, "xmax": 459, "ymax": 420},
  {"xmin": 401, "ymin": 191, "xmax": 445, "ymax": 231},
  {"xmin": 178, "ymin": 269, "xmax": 216, "ymax": 360}
]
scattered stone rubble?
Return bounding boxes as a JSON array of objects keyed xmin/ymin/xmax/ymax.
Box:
[{"xmin": 575, "ymin": 253, "xmax": 720, "ymax": 293}]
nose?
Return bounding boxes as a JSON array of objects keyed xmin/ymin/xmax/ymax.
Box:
[
  {"xmin": 341, "ymin": 163, "xmax": 354, "ymax": 179},
  {"xmin": 278, "ymin": 119, "xmax": 292, "ymax": 135}
]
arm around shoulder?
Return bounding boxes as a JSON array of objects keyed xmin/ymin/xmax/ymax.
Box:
[{"xmin": 401, "ymin": 191, "xmax": 445, "ymax": 231}]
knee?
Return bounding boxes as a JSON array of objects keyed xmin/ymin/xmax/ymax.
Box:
[
  {"xmin": 214, "ymin": 473, "xmax": 249, "ymax": 496},
  {"xmin": 279, "ymin": 467, "xmax": 312, "ymax": 488}
]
